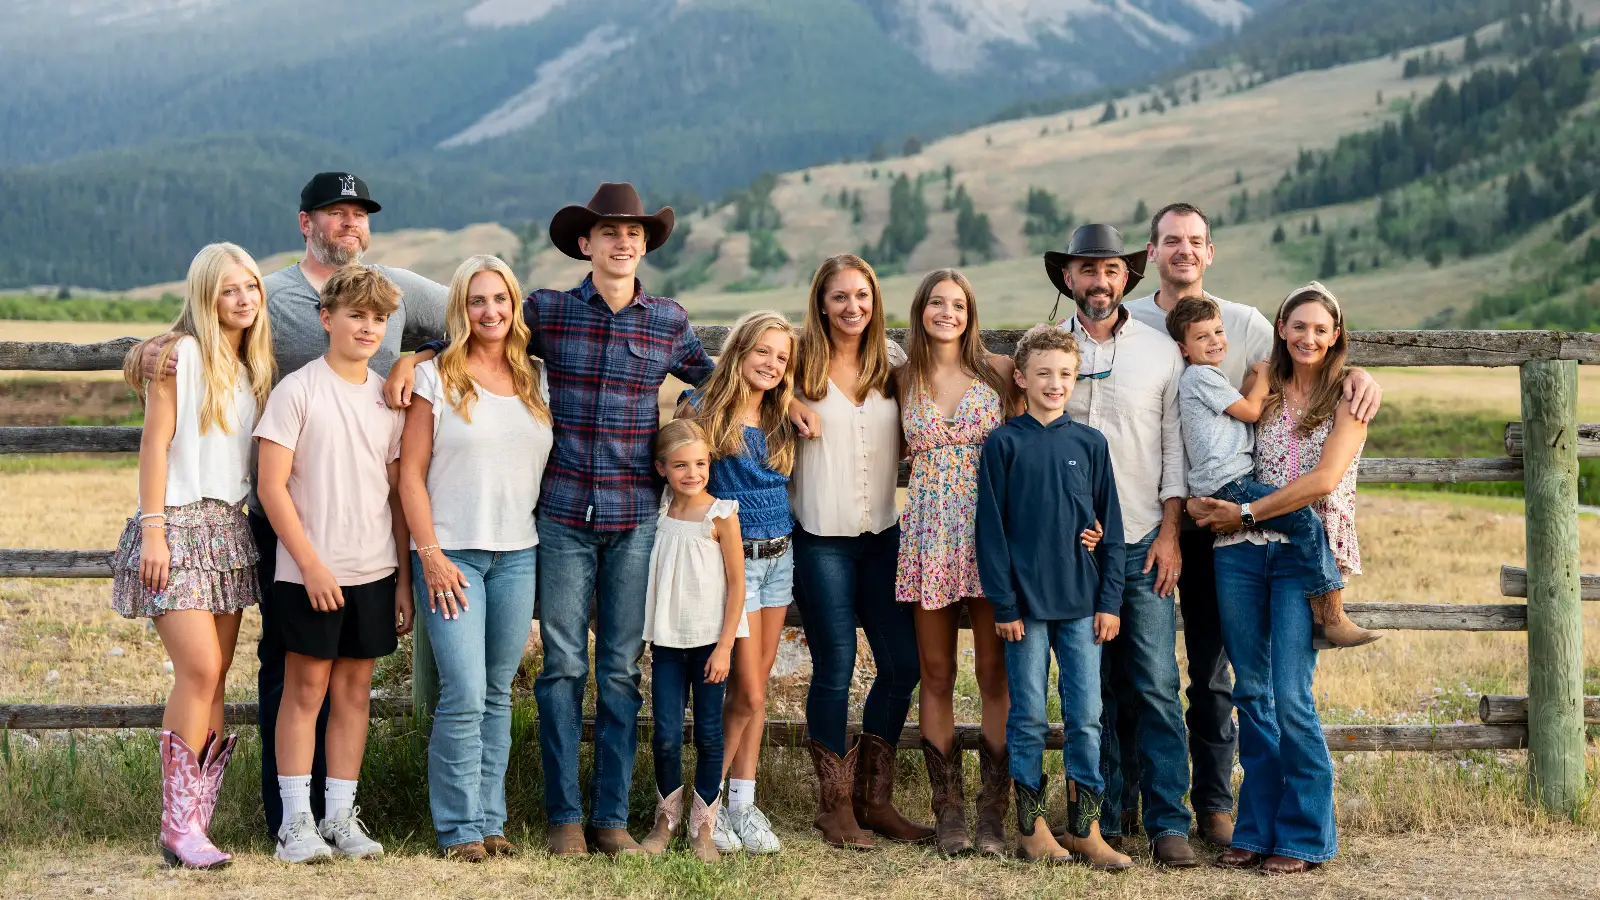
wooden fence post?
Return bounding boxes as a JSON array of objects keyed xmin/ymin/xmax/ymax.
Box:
[
  {"xmin": 1520, "ymin": 358, "xmax": 1585, "ymax": 815},
  {"xmin": 412, "ymin": 610, "xmax": 439, "ymax": 722}
]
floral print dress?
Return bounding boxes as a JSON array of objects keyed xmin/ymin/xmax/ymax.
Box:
[{"xmin": 895, "ymin": 380, "xmax": 1004, "ymax": 609}]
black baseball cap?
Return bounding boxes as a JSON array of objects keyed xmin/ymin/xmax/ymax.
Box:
[{"xmin": 299, "ymin": 172, "xmax": 382, "ymax": 214}]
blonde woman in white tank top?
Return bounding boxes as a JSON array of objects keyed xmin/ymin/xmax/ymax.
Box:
[{"xmin": 111, "ymin": 242, "xmax": 276, "ymax": 870}]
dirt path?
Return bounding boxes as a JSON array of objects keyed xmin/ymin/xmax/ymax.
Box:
[{"xmin": 2, "ymin": 828, "xmax": 1595, "ymax": 900}]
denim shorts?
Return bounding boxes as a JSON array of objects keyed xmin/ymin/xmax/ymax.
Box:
[{"xmin": 743, "ymin": 543, "xmax": 794, "ymax": 613}]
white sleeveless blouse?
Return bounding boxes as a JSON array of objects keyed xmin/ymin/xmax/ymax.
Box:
[{"xmin": 642, "ymin": 495, "xmax": 750, "ymax": 648}]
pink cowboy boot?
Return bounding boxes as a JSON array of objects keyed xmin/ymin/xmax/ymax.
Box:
[
  {"xmin": 159, "ymin": 731, "xmax": 232, "ymax": 869},
  {"xmin": 197, "ymin": 732, "xmax": 238, "ymax": 835}
]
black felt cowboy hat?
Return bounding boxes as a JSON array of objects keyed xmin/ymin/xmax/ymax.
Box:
[
  {"xmin": 1043, "ymin": 223, "xmax": 1147, "ymax": 299},
  {"xmin": 547, "ymin": 182, "xmax": 675, "ymax": 261}
]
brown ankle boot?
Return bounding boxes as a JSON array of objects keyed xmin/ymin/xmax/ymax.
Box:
[
  {"xmin": 808, "ymin": 739, "xmax": 872, "ymax": 850},
  {"xmin": 974, "ymin": 740, "xmax": 1010, "ymax": 858},
  {"xmin": 586, "ymin": 826, "xmax": 643, "ymax": 856},
  {"xmin": 921, "ymin": 740, "xmax": 972, "ymax": 857},
  {"xmin": 547, "ymin": 823, "xmax": 587, "ymax": 857},
  {"xmin": 853, "ymin": 733, "xmax": 935, "ymax": 844},
  {"xmin": 1056, "ymin": 782, "xmax": 1132, "ymax": 871},
  {"xmin": 688, "ymin": 791, "xmax": 721, "ymax": 864},
  {"xmin": 1012, "ymin": 781, "xmax": 1070, "ymax": 863},
  {"xmin": 1309, "ymin": 589, "xmax": 1380, "ymax": 648},
  {"xmin": 640, "ymin": 786, "xmax": 685, "ymax": 855}
]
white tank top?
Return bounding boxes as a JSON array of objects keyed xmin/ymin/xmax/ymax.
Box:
[
  {"xmin": 163, "ymin": 335, "xmax": 256, "ymax": 508},
  {"xmin": 642, "ymin": 495, "xmax": 750, "ymax": 649}
]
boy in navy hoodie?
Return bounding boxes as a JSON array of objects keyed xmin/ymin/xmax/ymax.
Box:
[{"xmin": 976, "ymin": 324, "xmax": 1129, "ymax": 869}]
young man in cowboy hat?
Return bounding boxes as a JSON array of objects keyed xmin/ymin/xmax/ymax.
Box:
[
  {"xmin": 1043, "ymin": 223, "xmax": 1198, "ymax": 868},
  {"xmin": 139, "ymin": 172, "xmax": 447, "ymax": 840},
  {"xmin": 1121, "ymin": 203, "xmax": 1383, "ymax": 849},
  {"xmin": 386, "ymin": 182, "xmax": 716, "ymax": 856}
]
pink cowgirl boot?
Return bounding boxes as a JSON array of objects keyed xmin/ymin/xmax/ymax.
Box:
[
  {"xmin": 159, "ymin": 731, "xmax": 232, "ymax": 869},
  {"xmin": 197, "ymin": 732, "xmax": 238, "ymax": 836}
]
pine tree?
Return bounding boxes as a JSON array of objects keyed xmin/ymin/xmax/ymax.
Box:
[
  {"xmin": 1132, "ymin": 199, "xmax": 1149, "ymax": 224},
  {"xmin": 1097, "ymin": 100, "xmax": 1118, "ymax": 124},
  {"xmin": 1271, "ymin": 223, "xmax": 1287, "ymax": 244},
  {"xmin": 1318, "ymin": 236, "xmax": 1339, "ymax": 278}
]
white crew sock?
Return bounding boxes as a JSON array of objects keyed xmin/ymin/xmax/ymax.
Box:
[
  {"xmin": 278, "ymin": 775, "xmax": 313, "ymax": 822},
  {"xmin": 325, "ymin": 777, "xmax": 358, "ymax": 818},
  {"xmin": 728, "ymin": 778, "xmax": 756, "ymax": 810}
]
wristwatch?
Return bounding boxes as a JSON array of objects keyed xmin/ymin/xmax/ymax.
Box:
[{"xmin": 1240, "ymin": 502, "xmax": 1257, "ymax": 529}]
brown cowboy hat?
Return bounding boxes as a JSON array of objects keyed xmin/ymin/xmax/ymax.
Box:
[
  {"xmin": 1043, "ymin": 223, "xmax": 1147, "ymax": 299},
  {"xmin": 547, "ymin": 182, "xmax": 675, "ymax": 261}
]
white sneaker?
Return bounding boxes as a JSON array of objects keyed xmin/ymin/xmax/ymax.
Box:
[
  {"xmin": 728, "ymin": 804, "xmax": 782, "ymax": 855},
  {"xmin": 319, "ymin": 806, "xmax": 384, "ymax": 859},
  {"xmin": 712, "ymin": 804, "xmax": 743, "ymax": 853},
  {"xmin": 275, "ymin": 811, "xmax": 333, "ymax": 864}
]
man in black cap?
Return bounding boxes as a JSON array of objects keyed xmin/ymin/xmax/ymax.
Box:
[
  {"xmin": 141, "ymin": 171, "xmax": 447, "ymax": 839},
  {"xmin": 1044, "ymin": 223, "xmax": 1198, "ymax": 868}
]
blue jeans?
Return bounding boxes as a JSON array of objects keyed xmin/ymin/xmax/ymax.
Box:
[
  {"xmin": 411, "ymin": 547, "xmax": 536, "ymax": 849},
  {"xmin": 1004, "ymin": 616, "xmax": 1102, "ymax": 796},
  {"xmin": 1214, "ymin": 541, "xmax": 1338, "ymax": 863},
  {"xmin": 1098, "ymin": 526, "xmax": 1192, "ymax": 841},
  {"xmin": 532, "ymin": 515, "xmax": 656, "ymax": 829},
  {"xmin": 792, "ymin": 526, "xmax": 921, "ymax": 755},
  {"xmin": 1214, "ymin": 478, "xmax": 1343, "ymax": 598},
  {"xmin": 650, "ymin": 643, "xmax": 726, "ymax": 805}
]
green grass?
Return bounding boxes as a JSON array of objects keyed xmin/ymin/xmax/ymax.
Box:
[{"xmin": 0, "ymin": 295, "xmax": 181, "ymax": 323}]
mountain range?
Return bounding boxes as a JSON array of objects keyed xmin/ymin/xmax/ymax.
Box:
[{"xmin": 0, "ymin": 0, "xmax": 1271, "ymax": 289}]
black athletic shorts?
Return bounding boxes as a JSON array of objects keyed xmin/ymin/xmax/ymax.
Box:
[{"xmin": 274, "ymin": 574, "xmax": 399, "ymax": 661}]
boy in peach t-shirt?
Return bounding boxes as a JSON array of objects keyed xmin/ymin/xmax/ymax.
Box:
[{"xmin": 254, "ymin": 266, "xmax": 411, "ymax": 863}]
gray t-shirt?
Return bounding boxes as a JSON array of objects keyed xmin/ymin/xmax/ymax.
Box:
[
  {"xmin": 1125, "ymin": 291, "xmax": 1274, "ymax": 390},
  {"xmin": 1179, "ymin": 363, "xmax": 1254, "ymax": 498},
  {"xmin": 262, "ymin": 262, "xmax": 448, "ymax": 379}
]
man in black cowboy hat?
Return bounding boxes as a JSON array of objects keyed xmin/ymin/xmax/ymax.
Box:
[
  {"xmin": 1044, "ymin": 223, "xmax": 1199, "ymax": 868},
  {"xmin": 387, "ymin": 182, "xmax": 716, "ymax": 857}
]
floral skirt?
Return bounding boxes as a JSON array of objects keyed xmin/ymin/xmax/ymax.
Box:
[{"xmin": 109, "ymin": 499, "xmax": 260, "ymax": 619}]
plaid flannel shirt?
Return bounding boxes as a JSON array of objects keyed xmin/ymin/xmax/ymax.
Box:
[{"xmin": 421, "ymin": 275, "xmax": 713, "ymax": 530}]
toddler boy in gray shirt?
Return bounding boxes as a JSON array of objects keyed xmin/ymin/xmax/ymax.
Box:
[{"xmin": 1168, "ymin": 296, "xmax": 1361, "ymax": 647}]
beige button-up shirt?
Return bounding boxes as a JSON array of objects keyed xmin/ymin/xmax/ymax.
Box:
[
  {"xmin": 791, "ymin": 381, "xmax": 902, "ymax": 537},
  {"xmin": 1063, "ymin": 309, "xmax": 1186, "ymax": 543}
]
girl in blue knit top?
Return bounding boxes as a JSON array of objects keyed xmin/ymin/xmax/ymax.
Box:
[{"xmin": 675, "ymin": 309, "xmax": 798, "ymax": 855}]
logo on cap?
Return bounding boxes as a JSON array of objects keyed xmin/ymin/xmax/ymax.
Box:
[{"xmin": 339, "ymin": 175, "xmax": 358, "ymax": 197}]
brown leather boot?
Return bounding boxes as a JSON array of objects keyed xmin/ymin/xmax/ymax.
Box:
[
  {"xmin": 688, "ymin": 791, "xmax": 722, "ymax": 864},
  {"xmin": 808, "ymin": 739, "xmax": 872, "ymax": 850},
  {"xmin": 547, "ymin": 823, "xmax": 587, "ymax": 857},
  {"xmin": 1197, "ymin": 810, "xmax": 1234, "ymax": 848},
  {"xmin": 1309, "ymin": 589, "xmax": 1380, "ymax": 648},
  {"xmin": 1056, "ymin": 782, "xmax": 1132, "ymax": 872},
  {"xmin": 587, "ymin": 826, "xmax": 643, "ymax": 856},
  {"xmin": 974, "ymin": 739, "xmax": 1010, "ymax": 858},
  {"xmin": 852, "ymin": 733, "xmax": 934, "ymax": 844},
  {"xmin": 640, "ymin": 786, "xmax": 685, "ymax": 855},
  {"xmin": 921, "ymin": 740, "xmax": 972, "ymax": 857},
  {"xmin": 1012, "ymin": 781, "xmax": 1070, "ymax": 863},
  {"xmin": 1151, "ymin": 833, "xmax": 1199, "ymax": 868},
  {"xmin": 482, "ymin": 835, "xmax": 518, "ymax": 857}
]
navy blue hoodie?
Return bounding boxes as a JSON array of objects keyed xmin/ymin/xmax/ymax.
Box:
[{"xmin": 976, "ymin": 412, "xmax": 1125, "ymax": 623}]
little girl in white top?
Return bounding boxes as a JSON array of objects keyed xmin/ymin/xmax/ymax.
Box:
[
  {"xmin": 640, "ymin": 418, "xmax": 748, "ymax": 863},
  {"xmin": 111, "ymin": 242, "xmax": 276, "ymax": 870}
]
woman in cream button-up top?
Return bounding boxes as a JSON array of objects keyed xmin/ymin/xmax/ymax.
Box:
[{"xmin": 788, "ymin": 254, "xmax": 930, "ymax": 851}]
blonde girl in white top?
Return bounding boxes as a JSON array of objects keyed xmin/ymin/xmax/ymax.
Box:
[
  {"xmin": 397, "ymin": 254, "xmax": 553, "ymax": 861},
  {"xmin": 112, "ymin": 242, "xmax": 275, "ymax": 870},
  {"xmin": 789, "ymin": 254, "xmax": 931, "ymax": 850},
  {"xmin": 640, "ymin": 419, "xmax": 747, "ymax": 863}
]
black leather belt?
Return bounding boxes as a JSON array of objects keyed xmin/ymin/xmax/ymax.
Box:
[{"xmin": 743, "ymin": 535, "xmax": 790, "ymax": 560}]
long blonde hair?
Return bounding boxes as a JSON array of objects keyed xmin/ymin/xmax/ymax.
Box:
[
  {"xmin": 435, "ymin": 255, "xmax": 551, "ymax": 425},
  {"xmin": 687, "ymin": 310, "xmax": 798, "ymax": 476},
  {"xmin": 901, "ymin": 268, "xmax": 1007, "ymax": 408},
  {"xmin": 123, "ymin": 242, "xmax": 275, "ymax": 434},
  {"xmin": 1261, "ymin": 281, "xmax": 1350, "ymax": 436},
  {"xmin": 795, "ymin": 254, "xmax": 894, "ymax": 404}
]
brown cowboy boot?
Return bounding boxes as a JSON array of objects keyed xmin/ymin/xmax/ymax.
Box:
[
  {"xmin": 640, "ymin": 786, "xmax": 685, "ymax": 855},
  {"xmin": 974, "ymin": 739, "xmax": 1010, "ymax": 857},
  {"xmin": 1309, "ymin": 589, "xmax": 1380, "ymax": 648},
  {"xmin": 586, "ymin": 826, "xmax": 643, "ymax": 856},
  {"xmin": 1056, "ymin": 781, "xmax": 1132, "ymax": 872},
  {"xmin": 852, "ymin": 733, "xmax": 935, "ymax": 844},
  {"xmin": 808, "ymin": 739, "xmax": 872, "ymax": 850},
  {"xmin": 547, "ymin": 823, "xmax": 587, "ymax": 856},
  {"xmin": 1197, "ymin": 810, "xmax": 1234, "ymax": 848},
  {"xmin": 1012, "ymin": 781, "xmax": 1070, "ymax": 863},
  {"xmin": 688, "ymin": 791, "xmax": 722, "ymax": 864},
  {"xmin": 921, "ymin": 740, "xmax": 972, "ymax": 857}
]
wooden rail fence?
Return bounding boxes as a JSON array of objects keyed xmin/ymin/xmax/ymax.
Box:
[{"xmin": 0, "ymin": 329, "xmax": 1590, "ymax": 814}]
